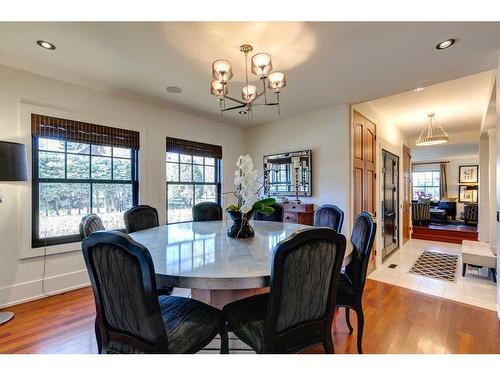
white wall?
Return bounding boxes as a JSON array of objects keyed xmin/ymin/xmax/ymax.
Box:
[
  {"xmin": 479, "ymin": 136, "xmax": 490, "ymax": 242},
  {"xmin": 448, "ymin": 158, "xmax": 480, "ymax": 214},
  {"xmin": 244, "ymin": 106, "xmax": 351, "ymax": 235},
  {"xmin": 0, "ymin": 64, "xmax": 245, "ymax": 308},
  {"xmin": 496, "ymin": 58, "xmax": 500, "ymax": 319},
  {"xmin": 488, "ymin": 129, "xmax": 497, "ymax": 250}
]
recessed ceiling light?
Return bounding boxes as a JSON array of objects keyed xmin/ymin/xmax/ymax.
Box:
[
  {"xmin": 36, "ymin": 40, "xmax": 56, "ymax": 50},
  {"xmin": 166, "ymin": 86, "xmax": 182, "ymax": 94},
  {"xmin": 414, "ymin": 87, "xmax": 424, "ymax": 92},
  {"xmin": 436, "ymin": 39, "xmax": 455, "ymax": 50},
  {"xmin": 238, "ymin": 110, "xmax": 247, "ymax": 115}
]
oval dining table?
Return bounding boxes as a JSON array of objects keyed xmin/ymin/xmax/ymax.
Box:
[{"xmin": 129, "ymin": 220, "xmax": 309, "ymax": 309}]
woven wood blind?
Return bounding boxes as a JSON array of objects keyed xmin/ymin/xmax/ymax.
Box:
[
  {"xmin": 166, "ymin": 137, "xmax": 222, "ymax": 159},
  {"xmin": 31, "ymin": 114, "xmax": 140, "ymax": 150}
]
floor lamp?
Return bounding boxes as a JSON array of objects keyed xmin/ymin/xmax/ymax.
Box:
[{"xmin": 0, "ymin": 140, "xmax": 29, "ymax": 325}]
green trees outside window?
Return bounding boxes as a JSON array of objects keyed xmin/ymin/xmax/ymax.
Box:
[{"xmin": 33, "ymin": 137, "xmax": 138, "ymax": 247}]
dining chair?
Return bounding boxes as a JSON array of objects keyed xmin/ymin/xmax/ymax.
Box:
[
  {"xmin": 82, "ymin": 230, "xmax": 228, "ymax": 354},
  {"xmin": 192, "ymin": 202, "xmax": 223, "ymax": 222},
  {"xmin": 124, "ymin": 205, "xmax": 172, "ymax": 295},
  {"xmin": 314, "ymin": 204, "xmax": 344, "ymax": 233},
  {"xmin": 223, "ymin": 227, "xmax": 346, "ymax": 353},
  {"xmin": 336, "ymin": 211, "xmax": 377, "ymax": 354},
  {"xmin": 124, "ymin": 205, "xmax": 159, "ymax": 233},
  {"xmin": 253, "ymin": 203, "xmax": 284, "ymax": 222},
  {"xmin": 79, "ymin": 213, "xmax": 105, "ymax": 240}
]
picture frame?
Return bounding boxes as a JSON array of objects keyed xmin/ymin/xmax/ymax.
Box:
[
  {"xmin": 458, "ymin": 185, "xmax": 478, "ymax": 203},
  {"xmin": 458, "ymin": 165, "xmax": 478, "ymax": 183}
]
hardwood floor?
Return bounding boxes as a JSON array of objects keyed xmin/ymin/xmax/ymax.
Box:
[{"xmin": 1, "ymin": 280, "xmax": 499, "ymax": 354}]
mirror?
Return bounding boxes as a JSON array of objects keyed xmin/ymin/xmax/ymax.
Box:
[{"xmin": 263, "ymin": 150, "xmax": 312, "ymax": 197}]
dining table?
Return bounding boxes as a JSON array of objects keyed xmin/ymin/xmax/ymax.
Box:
[{"xmin": 128, "ymin": 220, "xmax": 310, "ymax": 308}]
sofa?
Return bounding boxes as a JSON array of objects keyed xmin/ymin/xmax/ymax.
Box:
[{"xmin": 430, "ymin": 199, "xmax": 457, "ymax": 221}]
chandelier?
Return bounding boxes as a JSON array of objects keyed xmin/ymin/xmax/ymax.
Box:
[
  {"xmin": 416, "ymin": 113, "xmax": 449, "ymax": 146},
  {"xmin": 210, "ymin": 44, "xmax": 287, "ymax": 118}
]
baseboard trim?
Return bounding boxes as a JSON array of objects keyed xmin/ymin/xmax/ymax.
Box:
[{"xmin": 0, "ymin": 269, "xmax": 90, "ymax": 309}]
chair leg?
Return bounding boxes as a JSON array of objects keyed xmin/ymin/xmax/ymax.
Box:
[
  {"xmin": 95, "ymin": 320, "xmax": 102, "ymax": 354},
  {"xmin": 219, "ymin": 325, "xmax": 229, "ymax": 354},
  {"xmin": 345, "ymin": 307, "xmax": 353, "ymax": 334},
  {"xmin": 490, "ymin": 268, "xmax": 497, "ymax": 283},
  {"xmin": 355, "ymin": 307, "xmax": 365, "ymax": 354},
  {"xmin": 324, "ymin": 334, "xmax": 335, "ymax": 354},
  {"xmin": 462, "ymin": 263, "xmax": 467, "ymax": 277}
]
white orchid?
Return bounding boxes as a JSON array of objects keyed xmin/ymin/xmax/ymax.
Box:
[{"xmin": 226, "ymin": 155, "xmax": 275, "ymax": 216}]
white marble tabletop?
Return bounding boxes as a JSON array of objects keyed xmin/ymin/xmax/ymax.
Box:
[{"xmin": 129, "ymin": 220, "xmax": 309, "ymax": 290}]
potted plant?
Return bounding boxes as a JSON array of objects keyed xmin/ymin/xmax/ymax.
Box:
[{"xmin": 226, "ymin": 154, "xmax": 276, "ymax": 238}]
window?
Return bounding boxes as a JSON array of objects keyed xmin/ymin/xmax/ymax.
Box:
[
  {"xmin": 31, "ymin": 114, "xmax": 139, "ymax": 247},
  {"xmin": 166, "ymin": 137, "xmax": 222, "ymax": 224},
  {"xmin": 412, "ymin": 171, "xmax": 440, "ymax": 201}
]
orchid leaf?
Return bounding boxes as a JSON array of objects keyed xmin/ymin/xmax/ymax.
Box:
[{"xmin": 258, "ymin": 198, "xmax": 276, "ymax": 206}]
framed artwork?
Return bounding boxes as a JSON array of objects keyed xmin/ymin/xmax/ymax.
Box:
[
  {"xmin": 458, "ymin": 185, "xmax": 478, "ymax": 203},
  {"xmin": 459, "ymin": 165, "xmax": 478, "ymax": 183}
]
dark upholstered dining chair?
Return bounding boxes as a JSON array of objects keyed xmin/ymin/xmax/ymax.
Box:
[
  {"xmin": 192, "ymin": 202, "xmax": 223, "ymax": 222},
  {"xmin": 79, "ymin": 213, "xmax": 105, "ymax": 240},
  {"xmin": 315, "ymin": 204, "xmax": 344, "ymax": 233},
  {"xmin": 82, "ymin": 230, "xmax": 228, "ymax": 354},
  {"xmin": 124, "ymin": 205, "xmax": 159, "ymax": 233},
  {"xmin": 223, "ymin": 228, "xmax": 346, "ymax": 353},
  {"xmin": 336, "ymin": 211, "xmax": 377, "ymax": 354},
  {"xmin": 253, "ymin": 203, "xmax": 284, "ymax": 222}
]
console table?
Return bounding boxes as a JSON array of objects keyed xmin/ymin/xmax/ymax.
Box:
[{"xmin": 282, "ymin": 202, "xmax": 314, "ymax": 225}]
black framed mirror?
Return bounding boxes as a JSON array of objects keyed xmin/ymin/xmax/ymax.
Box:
[{"xmin": 263, "ymin": 150, "xmax": 312, "ymax": 197}]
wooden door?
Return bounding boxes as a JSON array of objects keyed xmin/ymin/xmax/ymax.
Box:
[
  {"xmin": 402, "ymin": 144, "xmax": 411, "ymax": 243},
  {"xmin": 352, "ymin": 110, "xmax": 376, "ymax": 273}
]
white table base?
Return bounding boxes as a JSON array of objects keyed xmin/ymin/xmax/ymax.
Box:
[{"xmin": 191, "ymin": 287, "xmax": 269, "ymax": 309}]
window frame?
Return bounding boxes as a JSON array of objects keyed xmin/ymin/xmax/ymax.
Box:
[
  {"xmin": 411, "ymin": 170, "xmax": 441, "ymax": 201},
  {"xmin": 31, "ymin": 137, "xmax": 139, "ymax": 248},
  {"xmin": 165, "ymin": 152, "xmax": 222, "ymax": 224}
]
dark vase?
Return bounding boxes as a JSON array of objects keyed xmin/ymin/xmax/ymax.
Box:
[{"xmin": 227, "ymin": 210, "xmax": 255, "ymax": 239}]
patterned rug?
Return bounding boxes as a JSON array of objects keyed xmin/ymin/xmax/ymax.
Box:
[{"xmin": 409, "ymin": 251, "xmax": 458, "ymax": 282}]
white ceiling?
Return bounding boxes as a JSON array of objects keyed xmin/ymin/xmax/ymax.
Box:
[
  {"xmin": 368, "ymin": 70, "xmax": 495, "ymax": 138},
  {"xmin": 0, "ymin": 22, "xmax": 499, "ymax": 127},
  {"xmin": 411, "ymin": 143, "xmax": 479, "ymax": 162}
]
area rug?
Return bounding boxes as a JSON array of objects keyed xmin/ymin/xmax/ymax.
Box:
[{"xmin": 409, "ymin": 251, "xmax": 458, "ymax": 282}]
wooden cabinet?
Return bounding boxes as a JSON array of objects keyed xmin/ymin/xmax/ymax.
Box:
[{"xmin": 283, "ymin": 203, "xmax": 315, "ymax": 225}]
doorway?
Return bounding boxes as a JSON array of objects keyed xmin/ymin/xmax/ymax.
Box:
[{"xmin": 382, "ymin": 149, "xmax": 399, "ymax": 260}]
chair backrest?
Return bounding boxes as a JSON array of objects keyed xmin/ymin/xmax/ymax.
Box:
[
  {"xmin": 344, "ymin": 211, "xmax": 377, "ymax": 295},
  {"xmin": 253, "ymin": 203, "xmax": 284, "ymax": 222},
  {"xmin": 79, "ymin": 213, "xmax": 105, "ymax": 240},
  {"xmin": 264, "ymin": 227, "xmax": 346, "ymax": 353},
  {"xmin": 314, "ymin": 204, "xmax": 344, "ymax": 232},
  {"xmin": 124, "ymin": 205, "xmax": 159, "ymax": 233},
  {"xmin": 192, "ymin": 202, "xmax": 222, "ymax": 222},
  {"xmin": 82, "ymin": 231, "xmax": 168, "ymax": 353},
  {"xmin": 411, "ymin": 202, "xmax": 430, "ymax": 221}
]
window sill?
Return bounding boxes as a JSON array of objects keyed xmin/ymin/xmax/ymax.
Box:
[{"xmin": 19, "ymin": 241, "xmax": 82, "ymax": 260}]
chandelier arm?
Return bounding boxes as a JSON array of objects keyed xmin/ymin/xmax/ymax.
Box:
[
  {"xmin": 277, "ymin": 92, "xmax": 281, "ymax": 115},
  {"xmin": 253, "ymin": 102, "xmax": 279, "ymax": 106},
  {"xmin": 221, "ymin": 104, "xmax": 246, "ymax": 112},
  {"xmin": 224, "ymin": 95, "xmax": 247, "ymax": 105},
  {"xmin": 262, "ymin": 78, "xmax": 268, "ymax": 105}
]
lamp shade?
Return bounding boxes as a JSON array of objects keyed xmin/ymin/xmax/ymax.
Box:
[{"xmin": 0, "ymin": 141, "xmax": 29, "ymax": 181}]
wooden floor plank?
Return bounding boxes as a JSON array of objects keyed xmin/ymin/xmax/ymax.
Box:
[{"xmin": 1, "ymin": 279, "xmax": 499, "ymax": 354}]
